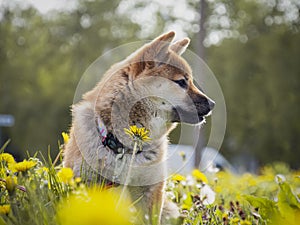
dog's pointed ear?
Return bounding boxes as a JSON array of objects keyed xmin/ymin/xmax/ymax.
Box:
[
  {"xmin": 129, "ymin": 31, "xmax": 175, "ymax": 77},
  {"xmin": 169, "ymin": 38, "xmax": 190, "ymax": 55},
  {"xmin": 147, "ymin": 31, "xmax": 175, "ymax": 58}
]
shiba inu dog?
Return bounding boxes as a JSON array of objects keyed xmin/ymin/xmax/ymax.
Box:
[{"xmin": 64, "ymin": 31, "xmax": 214, "ymax": 224}]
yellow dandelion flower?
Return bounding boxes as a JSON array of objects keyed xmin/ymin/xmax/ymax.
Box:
[
  {"xmin": 5, "ymin": 176, "xmax": 17, "ymax": 194},
  {"xmin": 0, "ymin": 204, "xmax": 10, "ymax": 215},
  {"xmin": 75, "ymin": 177, "xmax": 82, "ymax": 183},
  {"xmin": 192, "ymin": 169, "xmax": 208, "ymax": 183},
  {"xmin": 172, "ymin": 174, "xmax": 186, "ymax": 182},
  {"xmin": 0, "ymin": 153, "xmax": 16, "ymax": 169},
  {"xmin": 241, "ymin": 220, "xmax": 251, "ymax": 225},
  {"xmin": 62, "ymin": 132, "xmax": 70, "ymax": 144},
  {"xmin": 57, "ymin": 189, "xmax": 132, "ymax": 225},
  {"xmin": 230, "ymin": 217, "xmax": 240, "ymax": 224},
  {"xmin": 13, "ymin": 160, "xmax": 37, "ymax": 172},
  {"xmin": 222, "ymin": 212, "xmax": 228, "ymax": 220},
  {"xmin": 57, "ymin": 167, "xmax": 74, "ymax": 184},
  {"xmin": 124, "ymin": 125, "xmax": 151, "ymax": 142}
]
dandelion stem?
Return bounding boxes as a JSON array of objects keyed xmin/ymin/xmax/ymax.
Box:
[
  {"xmin": 53, "ymin": 148, "xmax": 63, "ymax": 167},
  {"xmin": 117, "ymin": 141, "xmax": 138, "ymax": 208}
]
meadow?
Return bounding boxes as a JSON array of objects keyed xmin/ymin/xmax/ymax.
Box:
[{"xmin": 1, "ymin": 135, "xmax": 300, "ymax": 225}]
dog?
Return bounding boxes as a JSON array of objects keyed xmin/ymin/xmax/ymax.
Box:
[{"xmin": 63, "ymin": 31, "xmax": 214, "ymax": 224}]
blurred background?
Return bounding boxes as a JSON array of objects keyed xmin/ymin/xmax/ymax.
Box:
[{"xmin": 0, "ymin": 0, "xmax": 299, "ymax": 171}]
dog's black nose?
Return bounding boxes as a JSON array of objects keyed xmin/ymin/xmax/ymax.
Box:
[{"xmin": 208, "ymin": 99, "xmax": 215, "ymax": 110}]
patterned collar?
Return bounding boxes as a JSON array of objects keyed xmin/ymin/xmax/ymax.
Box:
[{"xmin": 95, "ymin": 117, "xmax": 142, "ymax": 155}]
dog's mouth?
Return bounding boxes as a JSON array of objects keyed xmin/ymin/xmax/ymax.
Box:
[{"xmin": 171, "ymin": 106, "xmax": 211, "ymax": 124}]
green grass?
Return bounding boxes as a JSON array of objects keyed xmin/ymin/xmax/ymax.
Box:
[{"xmin": 1, "ymin": 141, "xmax": 300, "ymax": 225}]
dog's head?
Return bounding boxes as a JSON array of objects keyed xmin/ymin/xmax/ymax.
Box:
[
  {"xmin": 125, "ymin": 31, "xmax": 215, "ymax": 125},
  {"xmin": 88, "ymin": 31, "xmax": 215, "ymax": 138}
]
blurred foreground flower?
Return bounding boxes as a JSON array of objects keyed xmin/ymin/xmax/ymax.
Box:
[
  {"xmin": 230, "ymin": 217, "xmax": 240, "ymax": 224},
  {"xmin": 57, "ymin": 167, "xmax": 74, "ymax": 184},
  {"xmin": 57, "ymin": 189, "xmax": 132, "ymax": 225},
  {"xmin": 14, "ymin": 160, "xmax": 37, "ymax": 172},
  {"xmin": 0, "ymin": 204, "xmax": 10, "ymax": 215},
  {"xmin": 240, "ymin": 220, "xmax": 252, "ymax": 225}
]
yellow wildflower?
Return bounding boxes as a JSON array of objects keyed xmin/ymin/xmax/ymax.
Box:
[
  {"xmin": 62, "ymin": 132, "xmax": 70, "ymax": 144},
  {"xmin": 124, "ymin": 125, "xmax": 151, "ymax": 142},
  {"xmin": 0, "ymin": 204, "xmax": 10, "ymax": 215},
  {"xmin": 75, "ymin": 177, "xmax": 82, "ymax": 183},
  {"xmin": 172, "ymin": 174, "xmax": 186, "ymax": 182},
  {"xmin": 13, "ymin": 160, "xmax": 37, "ymax": 172},
  {"xmin": 230, "ymin": 217, "xmax": 240, "ymax": 224},
  {"xmin": 241, "ymin": 220, "xmax": 251, "ymax": 225},
  {"xmin": 0, "ymin": 153, "xmax": 16, "ymax": 169},
  {"xmin": 5, "ymin": 176, "xmax": 17, "ymax": 194},
  {"xmin": 57, "ymin": 167, "xmax": 74, "ymax": 184},
  {"xmin": 57, "ymin": 189, "xmax": 132, "ymax": 225},
  {"xmin": 222, "ymin": 212, "xmax": 228, "ymax": 220},
  {"xmin": 192, "ymin": 169, "xmax": 208, "ymax": 183}
]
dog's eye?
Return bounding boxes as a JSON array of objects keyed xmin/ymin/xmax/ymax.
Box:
[{"xmin": 173, "ymin": 79, "xmax": 188, "ymax": 89}]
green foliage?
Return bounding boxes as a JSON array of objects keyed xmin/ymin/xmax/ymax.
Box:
[
  {"xmin": 0, "ymin": 0, "xmax": 299, "ymax": 166},
  {"xmin": 243, "ymin": 195, "xmax": 277, "ymax": 220},
  {"xmin": 1, "ymin": 138, "xmax": 300, "ymax": 225},
  {"xmin": 205, "ymin": 0, "xmax": 300, "ymax": 167},
  {"xmin": 0, "ymin": 1, "xmax": 139, "ymax": 157},
  {"xmin": 277, "ymin": 180, "xmax": 300, "ymax": 224}
]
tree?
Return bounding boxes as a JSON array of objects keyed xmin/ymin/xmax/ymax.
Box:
[{"xmin": 0, "ymin": 0, "xmax": 138, "ymax": 157}]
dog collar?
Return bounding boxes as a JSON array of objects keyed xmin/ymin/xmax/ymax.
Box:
[
  {"xmin": 96, "ymin": 117, "xmax": 123, "ymax": 154},
  {"xmin": 95, "ymin": 117, "xmax": 141, "ymax": 155}
]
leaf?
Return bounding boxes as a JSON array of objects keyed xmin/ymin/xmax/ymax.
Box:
[
  {"xmin": 183, "ymin": 192, "xmax": 193, "ymax": 209},
  {"xmin": 278, "ymin": 182, "xmax": 300, "ymax": 209},
  {"xmin": 243, "ymin": 195, "xmax": 278, "ymax": 219},
  {"xmin": 0, "ymin": 140, "xmax": 11, "ymax": 153},
  {"xmin": 277, "ymin": 181, "xmax": 300, "ymax": 224}
]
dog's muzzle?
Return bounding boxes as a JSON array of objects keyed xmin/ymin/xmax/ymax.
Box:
[{"xmin": 171, "ymin": 97, "xmax": 215, "ymax": 124}]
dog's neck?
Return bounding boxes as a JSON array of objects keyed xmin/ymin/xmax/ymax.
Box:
[
  {"xmin": 95, "ymin": 114, "xmax": 175, "ymax": 158},
  {"xmin": 95, "ymin": 116, "xmax": 144, "ymax": 155}
]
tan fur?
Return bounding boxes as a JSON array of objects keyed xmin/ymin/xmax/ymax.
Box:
[{"xmin": 63, "ymin": 31, "xmax": 214, "ymax": 224}]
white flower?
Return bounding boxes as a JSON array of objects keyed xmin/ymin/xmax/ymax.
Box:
[
  {"xmin": 186, "ymin": 175, "xmax": 195, "ymax": 186},
  {"xmin": 199, "ymin": 184, "xmax": 216, "ymax": 205},
  {"xmin": 167, "ymin": 181, "xmax": 175, "ymax": 189},
  {"xmin": 275, "ymin": 174, "xmax": 286, "ymax": 184},
  {"xmin": 166, "ymin": 191, "xmax": 176, "ymax": 200}
]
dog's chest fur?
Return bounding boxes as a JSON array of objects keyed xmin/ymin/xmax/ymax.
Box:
[{"xmin": 65, "ymin": 95, "xmax": 171, "ymax": 186}]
